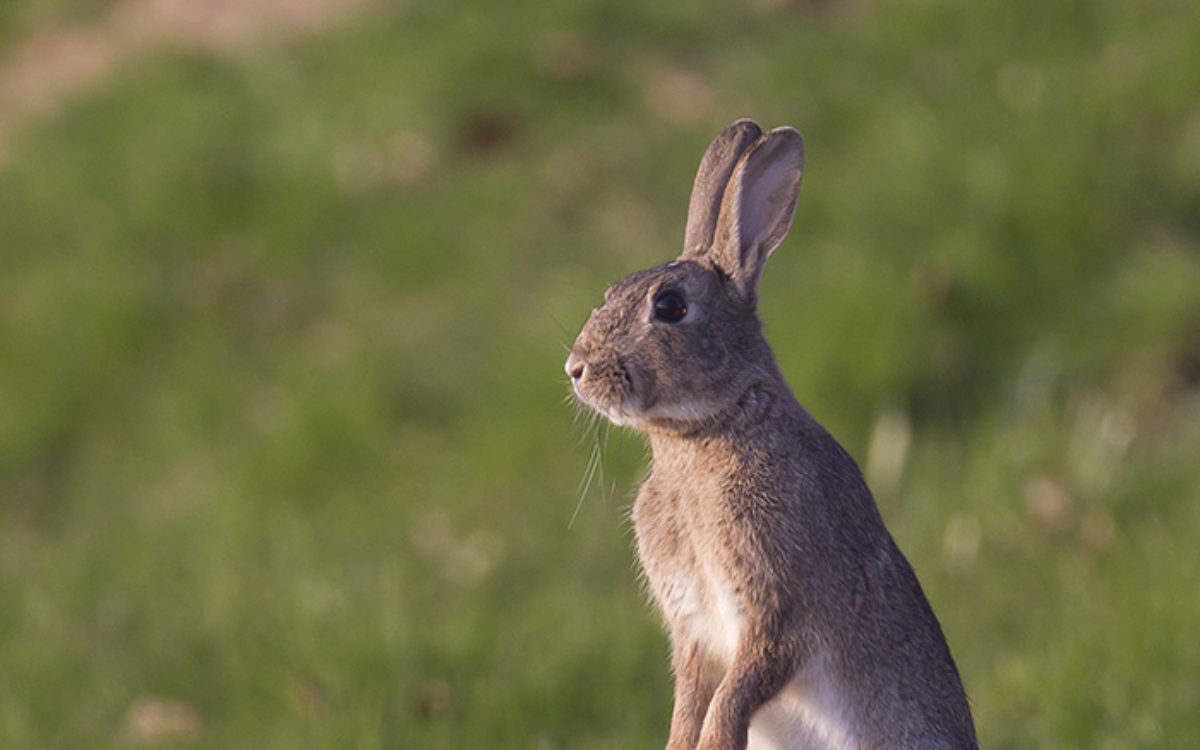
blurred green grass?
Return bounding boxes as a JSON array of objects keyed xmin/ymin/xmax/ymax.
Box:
[{"xmin": 1, "ymin": 0, "xmax": 1199, "ymax": 747}]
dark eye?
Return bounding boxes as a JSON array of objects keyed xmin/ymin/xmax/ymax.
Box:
[{"xmin": 652, "ymin": 290, "xmax": 688, "ymax": 324}]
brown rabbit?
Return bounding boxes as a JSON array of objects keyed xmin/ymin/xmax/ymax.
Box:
[{"xmin": 565, "ymin": 120, "xmax": 978, "ymax": 750}]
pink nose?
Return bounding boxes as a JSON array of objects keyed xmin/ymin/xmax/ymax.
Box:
[{"xmin": 565, "ymin": 352, "xmax": 585, "ymax": 381}]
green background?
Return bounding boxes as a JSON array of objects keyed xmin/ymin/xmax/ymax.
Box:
[{"xmin": 1, "ymin": 0, "xmax": 1198, "ymax": 747}]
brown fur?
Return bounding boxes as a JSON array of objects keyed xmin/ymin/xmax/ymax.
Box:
[{"xmin": 566, "ymin": 120, "xmax": 978, "ymax": 750}]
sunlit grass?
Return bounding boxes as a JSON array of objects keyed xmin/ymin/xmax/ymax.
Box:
[{"xmin": 1, "ymin": 0, "xmax": 1198, "ymax": 747}]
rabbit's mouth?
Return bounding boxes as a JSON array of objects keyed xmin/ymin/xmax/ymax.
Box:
[{"xmin": 569, "ymin": 354, "xmax": 727, "ymax": 430}]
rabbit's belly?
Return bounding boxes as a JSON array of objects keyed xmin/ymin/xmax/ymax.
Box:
[{"xmin": 748, "ymin": 654, "xmax": 859, "ymax": 750}]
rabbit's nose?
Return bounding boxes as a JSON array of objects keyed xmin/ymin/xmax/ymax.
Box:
[{"xmin": 565, "ymin": 352, "xmax": 585, "ymax": 381}]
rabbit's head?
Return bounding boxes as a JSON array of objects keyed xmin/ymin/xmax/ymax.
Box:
[{"xmin": 566, "ymin": 120, "xmax": 804, "ymax": 431}]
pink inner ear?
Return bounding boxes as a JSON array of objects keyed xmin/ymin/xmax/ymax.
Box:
[
  {"xmin": 737, "ymin": 142, "xmax": 804, "ymax": 259},
  {"xmin": 704, "ymin": 128, "xmax": 804, "ymax": 295}
]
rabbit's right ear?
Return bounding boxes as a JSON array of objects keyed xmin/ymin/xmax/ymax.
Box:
[
  {"xmin": 707, "ymin": 127, "xmax": 805, "ymax": 303},
  {"xmin": 681, "ymin": 119, "xmax": 763, "ymax": 257}
]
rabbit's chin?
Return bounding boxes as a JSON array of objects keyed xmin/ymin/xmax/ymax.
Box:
[
  {"xmin": 583, "ymin": 393, "xmax": 723, "ymax": 431},
  {"xmin": 575, "ymin": 394, "xmax": 649, "ymax": 428},
  {"xmin": 641, "ymin": 399, "xmax": 725, "ymax": 425}
]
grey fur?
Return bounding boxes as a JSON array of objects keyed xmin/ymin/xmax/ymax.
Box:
[
  {"xmin": 682, "ymin": 119, "xmax": 763, "ymax": 257},
  {"xmin": 565, "ymin": 121, "xmax": 977, "ymax": 750}
]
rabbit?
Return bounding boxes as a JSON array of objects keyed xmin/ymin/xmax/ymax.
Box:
[{"xmin": 564, "ymin": 119, "xmax": 978, "ymax": 750}]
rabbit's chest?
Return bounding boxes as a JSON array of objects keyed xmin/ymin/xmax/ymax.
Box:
[{"xmin": 633, "ymin": 486, "xmax": 744, "ymax": 662}]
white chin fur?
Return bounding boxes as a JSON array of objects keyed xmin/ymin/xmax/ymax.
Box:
[
  {"xmin": 574, "ymin": 386, "xmax": 719, "ymax": 429},
  {"xmin": 597, "ymin": 402, "xmax": 647, "ymax": 428},
  {"xmin": 642, "ymin": 399, "xmax": 722, "ymax": 424},
  {"xmin": 599, "ymin": 400, "xmax": 721, "ymax": 428},
  {"xmin": 573, "ymin": 388, "xmax": 645, "ymax": 428}
]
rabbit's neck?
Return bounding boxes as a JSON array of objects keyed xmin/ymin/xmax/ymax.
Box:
[{"xmin": 646, "ymin": 377, "xmax": 800, "ymax": 460}]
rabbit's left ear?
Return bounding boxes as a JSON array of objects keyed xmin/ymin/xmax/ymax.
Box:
[
  {"xmin": 709, "ymin": 127, "xmax": 804, "ymax": 302},
  {"xmin": 681, "ymin": 119, "xmax": 763, "ymax": 256}
]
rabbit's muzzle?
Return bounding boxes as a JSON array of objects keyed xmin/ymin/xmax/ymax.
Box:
[{"xmin": 565, "ymin": 348, "xmax": 645, "ymax": 426}]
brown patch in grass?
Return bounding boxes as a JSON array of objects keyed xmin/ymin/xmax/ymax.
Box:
[{"xmin": 0, "ymin": 0, "xmax": 379, "ymax": 160}]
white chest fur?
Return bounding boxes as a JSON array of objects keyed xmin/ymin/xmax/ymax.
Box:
[
  {"xmin": 633, "ymin": 480, "xmax": 744, "ymax": 664},
  {"xmin": 634, "ymin": 487, "xmax": 860, "ymax": 750},
  {"xmin": 657, "ymin": 558, "xmax": 744, "ymax": 664},
  {"xmin": 651, "ymin": 562, "xmax": 859, "ymax": 750}
]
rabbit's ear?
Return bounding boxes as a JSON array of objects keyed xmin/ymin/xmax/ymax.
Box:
[
  {"xmin": 681, "ymin": 119, "xmax": 763, "ymax": 257},
  {"xmin": 709, "ymin": 126, "xmax": 805, "ymax": 301}
]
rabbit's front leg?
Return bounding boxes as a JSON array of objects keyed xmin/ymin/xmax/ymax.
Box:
[
  {"xmin": 665, "ymin": 634, "xmax": 720, "ymax": 750},
  {"xmin": 694, "ymin": 628, "xmax": 797, "ymax": 750}
]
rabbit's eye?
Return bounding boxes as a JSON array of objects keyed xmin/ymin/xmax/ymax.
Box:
[{"xmin": 652, "ymin": 291, "xmax": 688, "ymax": 324}]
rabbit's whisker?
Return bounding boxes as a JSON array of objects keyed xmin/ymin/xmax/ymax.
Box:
[{"xmin": 570, "ymin": 431, "xmax": 604, "ymax": 529}]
